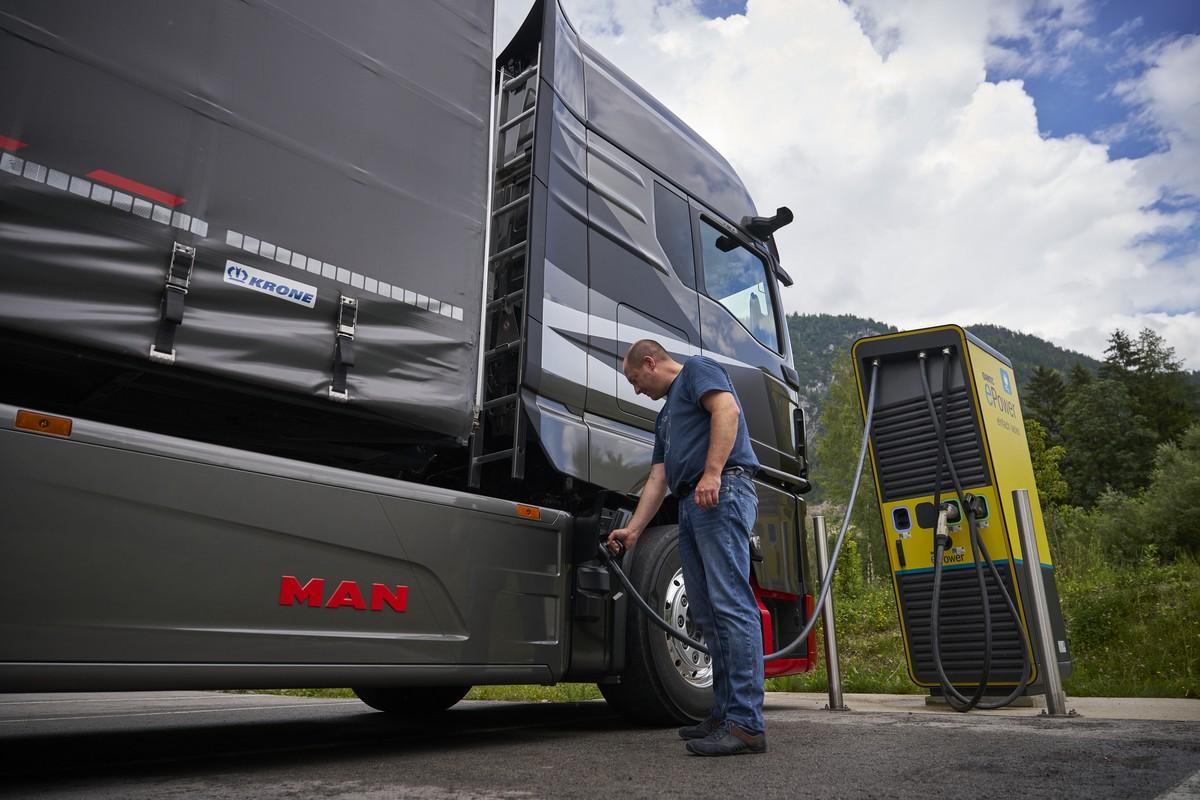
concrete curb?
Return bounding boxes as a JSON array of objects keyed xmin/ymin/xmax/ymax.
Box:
[{"xmin": 766, "ymin": 691, "xmax": 1200, "ymax": 721}]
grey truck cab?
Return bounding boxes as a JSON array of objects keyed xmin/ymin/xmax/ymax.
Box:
[{"xmin": 0, "ymin": 0, "xmax": 811, "ymax": 723}]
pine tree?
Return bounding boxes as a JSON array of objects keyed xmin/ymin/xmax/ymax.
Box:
[
  {"xmin": 1098, "ymin": 328, "xmax": 1197, "ymax": 446},
  {"xmin": 1059, "ymin": 378, "xmax": 1156, "ymax": 505},
  {"xmin": 1024, "ymin": 365, "xmax": 1068, "ymax": 439},
  {"xmin": 1100, "ymin": 329, "xmax": 1139, "ymax": 379},
  {"xmin": 1132, "ymin": 328, "xmax": 1197, "ymax": 443},
  {"xmin": 1068, "ymin": 362, "xmax": 1093, "ymax": 389}
]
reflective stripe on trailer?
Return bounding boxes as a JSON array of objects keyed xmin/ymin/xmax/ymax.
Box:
[
  {"xmin": 0, "ymin": 151, "xmax": 209, "ymax": 238},
  {"xmin": 0, "ymin": 148, "xmax": 464, "ymax": 324}
]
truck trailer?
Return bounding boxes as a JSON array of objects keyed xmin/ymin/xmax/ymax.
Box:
[{"xmin": 0, "ymin": 0, "xmax": 814, "ymax": 724}]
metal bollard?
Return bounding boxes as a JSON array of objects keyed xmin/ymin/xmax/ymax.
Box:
[
  {"xmin": 1012, "ymin": 490, "xmax": 1070, "ymax": 717},
  {"xmin": 813, "ymin": 516, "xmax": 848, "ymax": 711}
]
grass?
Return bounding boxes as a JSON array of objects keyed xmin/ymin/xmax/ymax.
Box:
[
  {"xmin": 766, "ymin": 577, "xmax": 919, "ymax": 695},
  {"xmin": 771, "ymin": 556, "xmax": 1200, "ymax": 699},
  {"xmin": 232, "ymin": 685, "xmax": 603, "ymax": 702},
  {"xmin": 240, "ymin": 555, "xmax": 1199, "ymax": 703},
  {"xmin": 1056, "ymin": 557, "xmax": 1199, "ymax": 698}
]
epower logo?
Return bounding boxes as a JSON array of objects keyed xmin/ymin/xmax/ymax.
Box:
[
  {"xmin": 982, "ymin": 372, "xmax": 1017, "ymax": 417},
  {"xmin": 224, "ymin": 260, "xmax": 317, "ymax": 308}
]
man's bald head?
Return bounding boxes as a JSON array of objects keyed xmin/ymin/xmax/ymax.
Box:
[
  {"xmin": 622, "ymin": 339, "xmax": 681, "ymax": 401},
  {"xmin": 623, "ymin": 339, "xmax": 670, "ymax": 369}
]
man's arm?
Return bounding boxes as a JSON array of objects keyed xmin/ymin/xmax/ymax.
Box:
[
  {"xmin": 607, "ymin": 462, "xmax": 668, "ymax": 553},
  {"xmin": 692, "ymin": 389, "xmax": 740, "ymax": 509}
]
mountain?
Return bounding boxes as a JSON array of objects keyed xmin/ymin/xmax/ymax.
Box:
[
  {"xmin": 786, "ymin": 313, "xmax": 1104, "ymax": 428},
  {"xmin": 786, "ymin": 313, "xmax": 894, "ymax": 417},
  {"xmin": 965, "ymin": 324, "xmax": 1102, "ymax": 377}
]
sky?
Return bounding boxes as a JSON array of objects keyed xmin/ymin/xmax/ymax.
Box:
[{"xmin": 494, "ymin": 0, "xmax": 1200, "ymax": 369}]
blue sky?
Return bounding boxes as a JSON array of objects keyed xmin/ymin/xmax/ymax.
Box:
[
  {"xmin": 988, "ymin": 1, "xmax": 1200, "ymax": 269},
  {"xmin": 498, "ymin": 0, "xmax": 1200, "ymax": 366},
  {"xmin": 696, "ymin": 0, "xmax": 750, "ymax": 18},
  {"xmin": 698, "ymin": 0, "xmax": 1199, "ymax": 159},
  {"xmin": 995, "ymin": 1, "xmax": 1199, "ymax": 159}
]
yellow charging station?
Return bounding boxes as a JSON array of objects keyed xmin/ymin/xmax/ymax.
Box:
[{"xmin": 852, "ymin": 325, "xmax": 1071, "ymax": 696}]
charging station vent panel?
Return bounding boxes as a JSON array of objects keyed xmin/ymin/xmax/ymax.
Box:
[
  {"xmin": 898, "ymin": 565, "xmax": 1027, "ymax": 684},
  {"xmin": 872, "ymin": 388, "xmax": 989, "ymax": 502}
]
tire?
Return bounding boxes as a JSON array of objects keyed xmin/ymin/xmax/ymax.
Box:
[
  {"xmin": 598, "ymin": 524, "xmax": 713, "ymax": 725},
  {"xmin": 353, "ymin": 686, "xmax": 471, "ymax": 715}
]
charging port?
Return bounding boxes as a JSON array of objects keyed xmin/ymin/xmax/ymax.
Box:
[
  {"xmin": 964, "ymin": 494, "xmax": 989, "ymax": 521},
  {"xmin": 941, "ymin": 499, "xmax": 962, "ymax": 527}
]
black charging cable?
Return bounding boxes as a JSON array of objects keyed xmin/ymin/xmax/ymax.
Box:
[
  {"xmin": 596, "ymin": 359, "xmax": 881, "ymax": 663},
  {"xmin": 920, "ymin": 348, "xmax": 1031, "ymax": 710}
]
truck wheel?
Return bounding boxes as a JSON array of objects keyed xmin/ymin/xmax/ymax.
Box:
[
  {"xmin": 599, "ymin": 524, "xmax": 713, "ymax": 725},
  {"xmin": 353, "ymin": 686, "xmax": 470, "ymax": 714}
]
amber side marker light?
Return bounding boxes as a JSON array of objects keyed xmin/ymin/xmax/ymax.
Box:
[
  {"xmin": 515, "ymin": 504, "xmax": 541, "ymax": 521},
  {"xmin": 15, "ymin": 410, "xmax": 73, "ymax": 438}
]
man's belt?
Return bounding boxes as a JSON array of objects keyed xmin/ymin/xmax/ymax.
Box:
[{"xmin": 677, "ymin": 465, "xmax": 755, "ymax": 498}]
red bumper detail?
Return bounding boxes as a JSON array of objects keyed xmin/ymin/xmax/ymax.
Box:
[
  {"xmin": 752, "ymin": 581, "xmax": 816, "ymax": 678},
  {"xmin": 0, "ymin": 135, "xmax": 28, "ymax": 152}
]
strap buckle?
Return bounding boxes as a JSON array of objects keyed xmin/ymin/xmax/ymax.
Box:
[
  {"xmin": 149, "ymin": 242, "xmax": 196, "ymax": 365},
  {"xmin": 328, "ymin": 295, "xmax": 358, "ymax": 402}
]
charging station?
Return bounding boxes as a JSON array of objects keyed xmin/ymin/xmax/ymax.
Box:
[{"xmin": 852, "ymin": 325, "xmax": 1072, "ymax": 705}]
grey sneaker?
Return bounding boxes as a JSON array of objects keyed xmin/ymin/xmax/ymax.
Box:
[
  {"xmin": 685, "ymin": 721, "xmax": 767, "ymax": 756},
  {"xmin": 678, "ymin": 716, "xmax": 722, "ymax": 740}
]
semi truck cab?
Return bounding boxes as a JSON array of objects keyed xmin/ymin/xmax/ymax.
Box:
[{"xmin": 0, "ymin": 0, "xmax": 815, "ymax": 724}]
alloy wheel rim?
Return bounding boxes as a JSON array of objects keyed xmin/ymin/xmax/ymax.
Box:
[{"xmin": 664, "ymin": 567, "xmax": 713, "ymax": 688}]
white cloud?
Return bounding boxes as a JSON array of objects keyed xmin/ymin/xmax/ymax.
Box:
[
  {"xmin": 1117, "ymin": 34, "xmax": 1200, "ymax": 203},
  {"xmin": 495, "ymin": 0, "xmax": 1200, "ymax": 368}
]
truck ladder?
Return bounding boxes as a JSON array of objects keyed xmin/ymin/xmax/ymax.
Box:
[{"xmin": 469, "ymin": 57, "xmax": 540, "ymax": 488}]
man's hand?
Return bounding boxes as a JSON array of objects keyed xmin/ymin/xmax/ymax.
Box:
[
  {"xmin": 607, "ymin": 463, "xmax": 667, "ymax": 554},
  {"xmin": 693, "ymin": 470, "xmax": 722, "ymax": 509},
  {"xmin": 607, "ymin": 526, "xmax": 642, "ymax": 554}
]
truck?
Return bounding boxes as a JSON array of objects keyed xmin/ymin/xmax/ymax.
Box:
[{"xmin": 0, "ymin": 0, "xmax": 814, "ymax": 724}]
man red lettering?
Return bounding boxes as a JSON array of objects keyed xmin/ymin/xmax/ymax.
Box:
[
  {"xmin": 325, "ymin": 580, "xmax": 366, "ymax": 610},
  {"xmin": 370, "ymin": 583, "xmax": 409, "ymax": 612},
  {"xmin": 279, "ymin": 576, "xmax": 324, "ymax": 607}
]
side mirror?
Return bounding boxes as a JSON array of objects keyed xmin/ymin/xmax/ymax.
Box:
[{"xmin": 740, "ymin": 207, "xmax": 793, "ymax": 239}]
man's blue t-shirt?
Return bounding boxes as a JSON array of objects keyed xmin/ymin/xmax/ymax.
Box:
[{"xmin": 652, "ymin": 356, "xmax": 760, "ymax": 496}]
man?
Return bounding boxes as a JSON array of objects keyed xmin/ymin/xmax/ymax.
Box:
[{"xmin": 607, "ymin": 339, "xmax": 765, "ymax": 756}]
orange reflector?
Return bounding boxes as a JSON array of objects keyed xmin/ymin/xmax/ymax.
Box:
[
  {"xmin": 515, "ymin": 504, "xmax": 541, "ymax": 521},
  {"xmin": 15, "ymin": 410, "xmax": 73, "ymax": 438}
]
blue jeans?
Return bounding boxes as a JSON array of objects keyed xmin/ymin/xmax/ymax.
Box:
[{"xmin": 677, "ymin": 473, "xmax": 764, "ymax": 734}]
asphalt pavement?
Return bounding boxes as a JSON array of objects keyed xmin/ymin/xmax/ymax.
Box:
[{"xmin": 1, "ymin": 691, "xmax": 1197, "ymax": 799}]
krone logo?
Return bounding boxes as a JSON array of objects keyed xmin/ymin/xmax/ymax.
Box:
[{"xmin": 223, "ymin": 259, "xmax": 317, "ymax": 308}]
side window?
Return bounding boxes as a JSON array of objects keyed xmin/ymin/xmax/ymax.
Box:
[
  {"xmin": 699, "ymin": 218, "xmax": 780, "ymax": 352},
  {"xmin": 653, "ymin": 182, "xmax": 695, "ymax": 288}
]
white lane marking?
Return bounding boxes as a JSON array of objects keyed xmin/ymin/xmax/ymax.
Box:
[
  {"xmin": 0, "ymin": 694, "xmax": 250, "ymax": 706},
  {"xmin": 0, "ymin": 699, "xmax": 360, "ymax": 724},
  {"xmin": 1155, "ymin": 767, "xmax": 1200, "ymax": 800}
]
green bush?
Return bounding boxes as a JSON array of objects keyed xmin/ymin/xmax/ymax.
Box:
[
  {"xmin": 767, "ymin": 535, "xmax": 1200, "ymax": 699},
  {"xmin": 767, "ymin": 576, "xmax": 919, "ymax": 696},
  {"xmin": 1057, "ymin": 556, "xmax": 1200, "ymax": 698},
  {"xmin": 1093, "ymin": 424, "xmax": 1200, "ymax": 563}
]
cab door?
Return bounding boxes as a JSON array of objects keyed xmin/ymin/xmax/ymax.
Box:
[{"xmin": 691, "ymin": 206, "xmax": 800, "ymax": 477}]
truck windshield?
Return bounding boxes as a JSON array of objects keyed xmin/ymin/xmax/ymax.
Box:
[{"xmin": 699, "ymin": 219, "xmax": 780, "ymax": 352}]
